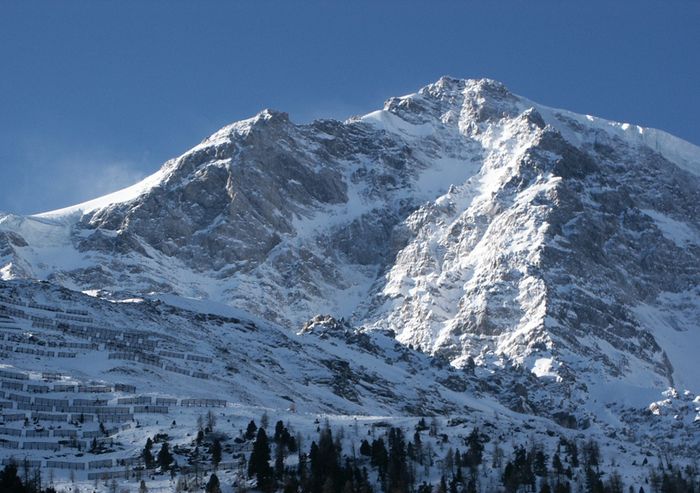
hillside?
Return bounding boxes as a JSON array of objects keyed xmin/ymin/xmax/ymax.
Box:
[{"xmin": 1, "ymin": 77, "xmax": 699, "ymax": 491}]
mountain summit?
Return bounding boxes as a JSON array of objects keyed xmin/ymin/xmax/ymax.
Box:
[{"xmin": 1, "ymin": 77, "xmax": 699, "ymax": 405}]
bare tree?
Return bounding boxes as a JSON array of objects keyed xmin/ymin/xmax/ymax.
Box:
[
  {"xmin": 429, "ymin": 417, "xmax": 439, "ymax": 437},
  {"xmin": 207, "ymin": 409, "xmax": 217, "ymax": 431}
]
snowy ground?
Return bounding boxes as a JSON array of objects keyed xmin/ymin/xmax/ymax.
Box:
[{"xmin": 0, "ymin": 280, "xmax": 697, "ymax": 492}]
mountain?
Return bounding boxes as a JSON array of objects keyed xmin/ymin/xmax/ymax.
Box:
[
  {"xmin": 0, "ymin": 279, "xmax": 477, "ymax": 417},
  {"xmin": 2, "ymin": 278, "xmax": 695, "ymax": 492},
  {"xmin": 3, "ymin": 77, "xmax": 699, "ymax": 385},
  {"xmin": 1, "ymin": 77, "xmax": 699, "ymax": 484}
]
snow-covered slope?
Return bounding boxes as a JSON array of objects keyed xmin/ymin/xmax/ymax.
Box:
[
  {"xmin": 0, "ymin": 279, "xmax": 697, "ymax": 491},
  {"xmin": 0, "ymin": 279, "xmax": 478, "ymax": 417},
  {"xmin": 1, "ymin": 78, "xmax": 699, "ymax": 455},
  {"xmin": 36, "ymin": 168, "xmax": 171, "ymax": 221}
]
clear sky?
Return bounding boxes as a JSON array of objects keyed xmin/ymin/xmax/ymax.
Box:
[{"xmin": 1, "ymin": 0, "xmax": 698, "ymax": 215}]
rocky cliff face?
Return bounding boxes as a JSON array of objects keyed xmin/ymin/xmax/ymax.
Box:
[{"xmin": 1, "ymin": 77, "xmax": 699, "ymax": 403}]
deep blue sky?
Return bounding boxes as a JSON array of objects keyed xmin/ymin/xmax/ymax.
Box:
[{"xmin": 1, "ymin": 1, "xmax": 698, "ymax": 214}]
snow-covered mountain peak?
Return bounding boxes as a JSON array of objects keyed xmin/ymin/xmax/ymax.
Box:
[
  {"xmin": 2, "ymin": 76, "xmax": 700, "ymax": 492},
  {"xmin": 373, "ymin": 76, "xmax": 523, "ymax": 135},
  {"xmin": 1, "ymin": 77, "xmax": 698, "ymax": 410},
  {"xmin": 201, "ymin": 108, "xmax": 291, "ymax": 146}
]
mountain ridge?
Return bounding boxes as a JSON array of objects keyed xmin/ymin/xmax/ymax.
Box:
[
  {"xmin": 1, "ymin": 76, "xmax": 699, "ymax": 401},
  {"xmin": 1, "ymin": 77, "xmax": 700, "ymax": 491}
]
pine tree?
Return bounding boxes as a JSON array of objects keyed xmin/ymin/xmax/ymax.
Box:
[
  {"xmin": 275, "ymin": 420, "xmax": 286, "ymax": 442},
  {"xmin": 444, "ymin": 448, "xmax": 454, "ymax": 476},
  {"xmin": 139, "ymin": 480, "xmax": 148, "ymax": 493},
  {"xmin": 437, "ymin": 475, "xmax": 448, "ymax": 493},
  {"xmin": 275, "ymin": 443, "xmax": 285, "ymax": 479},
  {"xmin": 211, "ymin": 439, "xmax": 222, "ymax": 467},
  {"xmin": 583, "ymin": 439, "xmax": 600, "ymax": 469},
  {"xmin": 245, "ymin": 420, "xmax": 258, "ymax": 440},
  {"xmin": 584, "ymin": 465, "xmax": 604, "ymax": 493},
  {"xmin": 249, "ymin": 427, "xmax": 273, "ymax": 490},
  {"xmin": 387, "ymin": 427, "xmax": 410, "ymax": 493},
  {"xmin": 287, "ymin": 433, "xmax": 298, "ymax": 453},
  {"xmin": 503, "ymin": 446, "xmax": 535, "ymax": 493},
  {"xmin": 567, "ymin": 441, "xmax": 579, "ymax": 468},
  {"xmin": 464, "ymin": 428, "xmax": 484, "ymax": 470},
  {"xmin": 534, "ymin": 449, "xmax": 548, "ymax": 477},
  {"xmin": 205, "ymin": 473, "xmax": 221, "ymax": 493},
  {"xmin": 157, "ymin": 442, "xmax": 173, "ymax": 471},
  {"xmin": 413, "ymin": 430, "xmax": 423, "ymax": 464},
  {"xmin": 359, "ymin": 440, "xmax": 372, "ymax": 457},
  {"xmin": 449, "ymin": 475, "xmax": 458, "ymax": 493},
  {"xmin": 370, "ymin": 438, "xmax": 388, "ymax": 474},
  {"xmin": 309, "ymin": 441, "xmax": 320, "ymax": 487},
  {"xmin": 283, "ymin": 475, "xmax": 300, "ymax": 493},
  {"xmin": 298, "ymin": 451, "xmax": 308, "ymax": 486},
  {"xmin": 0, "ymin": 462, "xmax": 25, "ymax": 493},
  {"xmin": 553, "ymin": 453, "xmax": 564, "ymax": 478},
  {"xmin": 143, "ymin": 438, "xmax": 154, "ymax": 468},
  {"xmin": 310, "ymin": 424, "xmax": 341, "ymax": 493}
]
